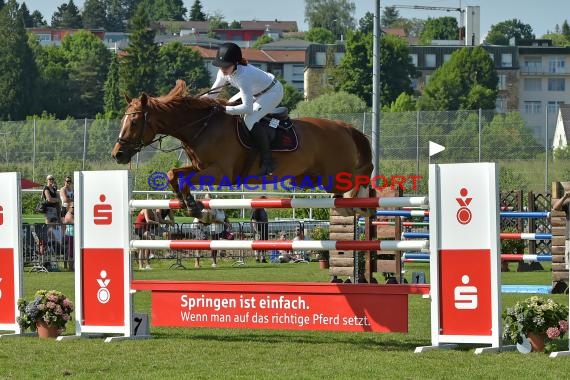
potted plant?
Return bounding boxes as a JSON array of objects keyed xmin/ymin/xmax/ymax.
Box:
[
  {"xmin": 17, "ymin": 289, "xmax": 74, "ymax": 338},
  {"xmin": 503, "ymin": 296, "xmax": 568, "ymax": 353},
  {"xmin": 310, "ymin": 226, "xmax": 329, "ymax": 269}
]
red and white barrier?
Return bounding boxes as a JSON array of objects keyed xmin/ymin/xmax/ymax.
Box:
[
  {"xmin": 130, "ymin": 196, "xmax": 429, "ymax": 210},
  {"xmin": 0, "ymin": 173, "xmax": 23, "ymax": 336}
]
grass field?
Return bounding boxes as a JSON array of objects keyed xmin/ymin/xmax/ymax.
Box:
[{"xmin": 1, "ymin": 259, "xmax": 570, "ymax": 379}]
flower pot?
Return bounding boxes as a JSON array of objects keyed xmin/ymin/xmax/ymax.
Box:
[
  {"xmin": 36, "ymin": 321, "xmax": 60, "ymax": 339},
  {"xmin": 319, "ymin": 259, "xmax": 329, "ymax": 269},
  {"xmin": 527, "ymin": 332, "xmax": 546, "ymax": 352}
]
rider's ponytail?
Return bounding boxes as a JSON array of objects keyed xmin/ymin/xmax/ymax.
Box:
[{"xmin": 238, "ymin": 58, "xmax": 248, "ymax": 66}]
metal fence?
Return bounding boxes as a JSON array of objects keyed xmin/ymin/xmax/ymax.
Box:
[
  {"xmin": 0, "ymin": 108, "xmax": 561, "ymax": 193},
  {"xmin": 21, "ymin": 220, "xmax": 330, "ymax": 271}
]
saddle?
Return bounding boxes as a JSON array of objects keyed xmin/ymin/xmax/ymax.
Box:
[{"xmin": 236, "ymin": 107, "xmax": 299, "ymax": 152}]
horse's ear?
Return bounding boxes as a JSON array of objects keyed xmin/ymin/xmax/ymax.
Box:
[
  {"xmin": 141, "ymin": 93, "xmax": 148, "ymax": 107},
  {"xmin": 124, "ymin": 93, "xmax": 132, "ymax": 104}
]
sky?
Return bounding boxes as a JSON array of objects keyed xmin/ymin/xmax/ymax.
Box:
[{"xmin": 22, "ymin": 0, "xmax": 570, "ymax": 39}]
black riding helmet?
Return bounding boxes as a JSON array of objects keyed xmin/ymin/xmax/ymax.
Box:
[{"xmin": 212, "ymin": 42, "xmax": 242, "ymax": 68}]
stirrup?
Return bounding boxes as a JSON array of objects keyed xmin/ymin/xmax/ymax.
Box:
[{"xmin": 258, "ymin": 160, "xmax": 277, "ymax": 176}]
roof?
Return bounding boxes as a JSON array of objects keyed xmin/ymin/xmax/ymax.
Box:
[
  {"xmin": 560, "ymin": 104, "xmax": 570, "ymax": 139},
  {"xmin": 191, "ymin": 46, "xmax": 304, "ymax": 63},
  {"xmin": 382, "ymin": 28, "xmax": 407, "ymax": 38},
  {"xmin": 240, "ymin": 20, "xmax": 298, "ymax": 32},
  {"xmin": 260, "ymin": 38, "xmax": 312, "ymax": 50}
]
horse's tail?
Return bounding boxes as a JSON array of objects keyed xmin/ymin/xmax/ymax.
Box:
[{"xmin": 350, "ymin": 127, "xmax": 374, "ymax": 178}]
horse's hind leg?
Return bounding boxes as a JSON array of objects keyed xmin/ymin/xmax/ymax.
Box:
[{"xmin": 168, "ymin": 168, "xmax": 204, "ymax": 218}]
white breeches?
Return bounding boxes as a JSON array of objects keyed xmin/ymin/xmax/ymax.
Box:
[{"xmin": 229, "ymin": 81, "xmax": 284, "ymax": 130}]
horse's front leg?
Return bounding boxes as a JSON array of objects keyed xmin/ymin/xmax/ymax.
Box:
[{"xmin": 168, "ymin": 167, "xmax": 203, "ymax": 218}]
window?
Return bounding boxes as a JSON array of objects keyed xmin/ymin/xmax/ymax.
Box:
[
  {"xmin": 501, "ymin": 53, "xmax": 513, "ymax": 67},
  {"xmin": 548, "ymin": 78, "xmax": 565, "ymax": 91},
  {"xmin": 409, "ymin": 54, "xmax": 418, "ymax": 66},
  {"xmin": 523, "ymin": 78, "xmax": 541, "ymax": 91},
  {"xmin": 495, "ymin": 97, "xmax": 507, "ymax": 113},
  {"xmin": 443, "ymin": 54, "xmax": 452, "ymax": 63},
  {"xmin": 547, "ymin": 101, "xmax": 564, "ymax": 114},
  {"xmin": 497, "ymin": 75, "xmax": 507, "ymax": 91},
  {"xmin": 523, "ymin": 101, "xmax": 541, "ymax": 114},
  {"xmin": 523, "ymin": 57, "xmax": 542, "ymax": 73},
  {"xmin": 333, "ymin": 52, "xmax": 344, "ymax": 65},
  {"xmin": 292, "ymin": 65, "xmax": 304, "ymax": 76},
  {"xmin": 36, "ymin": 33, "xmax": 51, "ymax": 42},
  {"xmin": 548, "ymin": 57, "xmax": 565, "ymax": 73},
  {"xmin": 315, "ymin": 52, "xmax": 326, "ymax": 66},
  {"xmin": 425, "ymin": 54, "xmax": 436, "ymax": 68},
  {"xmin": 488, "ymin": 53, "xmax": 495, "ymax": 62}
]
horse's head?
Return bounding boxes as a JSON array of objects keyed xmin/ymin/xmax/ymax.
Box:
[{"xmin": 112, "ymin": 93, "xmax": 156, "ymax": 164}]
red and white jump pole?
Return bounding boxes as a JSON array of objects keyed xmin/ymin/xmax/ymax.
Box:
[{"xmin": 0, "ymin": 173, "xmax": 23, "ymax": 337}]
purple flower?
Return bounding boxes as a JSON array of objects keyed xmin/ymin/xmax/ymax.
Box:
[{"xmin": 559, "ymin": 320, "xmax": 569, "ymax": 333}]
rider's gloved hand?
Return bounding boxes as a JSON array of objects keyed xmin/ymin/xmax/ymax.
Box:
[{"xmin": 212, "ymin": 104, "xmax": 226, "ymax": 114}]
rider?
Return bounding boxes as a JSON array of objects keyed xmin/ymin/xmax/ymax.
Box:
[{"xmin": 203, "ymin": 42, "xmax": 283, "ymax": 176}]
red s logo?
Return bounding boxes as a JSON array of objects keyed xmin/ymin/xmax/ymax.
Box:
[{"xmin": 93, "ymin": 194, "xmax": 112, "ymax": 225}]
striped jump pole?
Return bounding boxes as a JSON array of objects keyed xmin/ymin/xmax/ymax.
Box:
[
  {"xmin": 403, "ymin": 252, "xmax": 552, "ymax": 262},
  {"xmin": 402, "ymin": 232, "xmax": 552, "ymax": 240},
  {"xmin": 375, "ymin": 210, "xmax": 550, "ymax": 219},
  {"xmin": 130, "ymin": 239, "xmax": 429, "ymax": 252},
  {"xmin": 130, "ymin": 196, "xmax": 429, "ymax": 210}
]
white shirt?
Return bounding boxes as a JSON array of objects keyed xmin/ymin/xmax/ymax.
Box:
[{"xmin": 207, "ymin": 64, "xmax": 275, "ymax": 116}]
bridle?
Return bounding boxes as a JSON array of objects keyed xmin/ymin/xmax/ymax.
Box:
[
  {"xmin": 116, "ymin": 110, "xmax": 159, "ymax": 154},
  {"xmin": 116, "ymin": 105, "xmax": 222, "ymax": 154}
]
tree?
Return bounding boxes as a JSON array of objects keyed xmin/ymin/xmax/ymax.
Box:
[
  {"xmin": 155, "ymin": 42, "xmax": 209, "ymax": 95},
  {"xmin": 304, "ymin": 27, "xmax": 334, "ymax": 44},
  {"xmin": 419, "ymin": 16, "xmax": 458, "ymax": 44},
  {"xmin": 30, "ymin": 10, "xmax": 46, "ymax": 27},
  {"xmin": 103, "ymin": 55, "xmax": 122, "ymax": 118},
  {"xmin": 0, "ymin": 0, "xmax": 38, "ymax": 119},
  {"xmin": 61, "ymin": 30, "xmax": 111, "ymax": 117},
  {"xmin": 418, "ymin": 47, "xmax": 498, "ymax": 111},
  {"xmin": 19, "ymin": 2, "xmax": 33, "ymax": 27},
  {"xmin": 51, "ymin": 0, "xmax": 82, "ymax": 28},
  {"xmin": 358, "ymin": 11, "xmax": 373, "ymax": 34},
  {"xmin": 484, "ymin": 19, "xmax": 534, "ymax": 45},
  {"xmin": 562, "ymin": 20, "xmax": 570, "ymax": 40},
  {"xmin": 119, "ymin": 4, "xmax": 158, "ymax": 97},
  {"xmin": 381, "ymin": 6, "xmax": 399, "ymax": 27},
  {"xmin": 188, "ymin": 0, "xmax": 206, "ymax": 21},
  {"xmin": 304, "ymin": 0, "xmax": 355, "ymax": 40},
  {"xmin": 252, "ymin": 34, "xmax": 273, "ymax": 48},
  {"xmin": 293, "ymin": 91, "xmax": 367, "ymax": 117},
  {"xmin": 106, "ymin": 0, "xmax": 127, "ymax": 31},
  {"xmin": 151, "ymin": 0, "xmax": 186, "ymax": 21},
  {"xmin": 82, "ymin": 0, "xmax": 107, "ymax": 29},
  {"xmin": 279, "ymin": 79, "xmax": 304, "ymax": 111},
  {"xmin": 332, "ymin": 31, "xmax": 417, "ymax": 107},
  {"xmin": 388, "ymin": 93, "xmax": 416, "ymax": 112},
  {"xmin": 543, "ymin": 32, "xmax": 570, "ymax": 47}
]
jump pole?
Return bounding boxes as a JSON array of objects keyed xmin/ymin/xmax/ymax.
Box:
[{"xmin": 0, "ymin": 172, "xmax": 23, "ymax": 337}]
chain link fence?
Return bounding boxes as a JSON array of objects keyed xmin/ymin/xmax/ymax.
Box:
[{"xmin": 0, "ymin": 109, "xmax": 563, "ymax": 194}]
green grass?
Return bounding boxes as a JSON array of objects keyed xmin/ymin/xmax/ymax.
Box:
[{"xmin": 2, "ymin": 259, "xmax": 570, "ymax": 379}]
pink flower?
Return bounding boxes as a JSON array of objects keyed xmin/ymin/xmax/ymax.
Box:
[
  {"xmin": 559, "ymin": 320, "xmax": 568, "ymax": 333},
  {"xmin": 547, "ymin": 327, "xmax": 561, "ymax": 339}
]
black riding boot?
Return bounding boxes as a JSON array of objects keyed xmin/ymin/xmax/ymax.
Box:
[{"xmin": 250, "ymin": 124, "xmax": 277, "ymax": 176}]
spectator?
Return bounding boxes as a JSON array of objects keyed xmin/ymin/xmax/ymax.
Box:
[
  {"xmin": 63, "ymin": 201, "xmax": 74, "ymax": 271},
  {"xmin": 43, "ymin": 175, "xmax": 61, "ymax": 224},
  {"xmin": 251, "ymin": 195, "xmax": 268, "ymax": 263},
  {"xmin": 277, "ymin": 231, "xmax": 292, "ymax": 263},
  {"xmin": 134, "ymin": 209, "xmax": 160, "ymax": 270},
  {"xmin": 59, "ymin": 175, "xmax": 74, "ymax": 217},
  {"xmin": 195, "ymin": 194, "xmax": 229, "ymax": 268},
  {"xmin": 155, "ymin": 207, "xmax": 176, "ymax": 239}
]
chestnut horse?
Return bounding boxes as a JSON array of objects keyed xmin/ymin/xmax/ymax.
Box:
[{"xmin": 112, "ymin": 80, "xmax": 373, "ymax": 217}]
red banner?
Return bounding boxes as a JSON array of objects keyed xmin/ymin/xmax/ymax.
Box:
[
  {"xmin": 82, "ymin": 248, "xmax": 125, "ymax": 326},
  {"xmin": 131, "ymin": 281, "xmax": 429, "ymax": 332},
  {"xmin": 439, "ymin": 249, "xmax": 492, "ymax": 336},
  {"xmin": 0, "ymin": 249, "xmax": 15, "ymax": 324}
]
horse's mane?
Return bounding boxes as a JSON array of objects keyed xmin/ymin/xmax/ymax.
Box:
[{"xmin": 146, "ymin": 80, "xmax": 228, "ymax": 112}]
